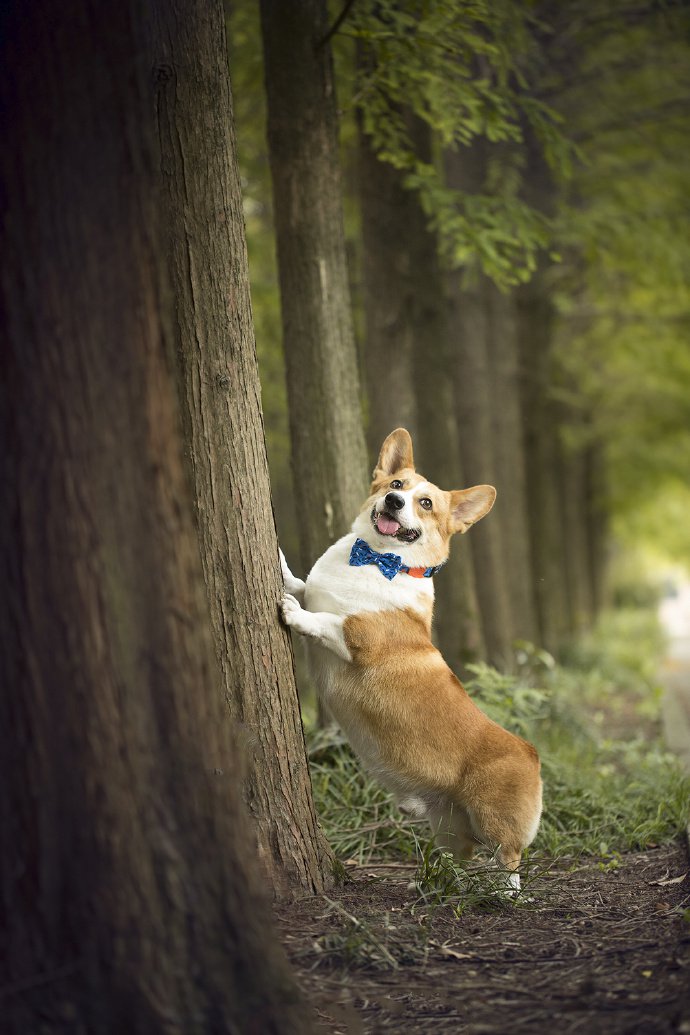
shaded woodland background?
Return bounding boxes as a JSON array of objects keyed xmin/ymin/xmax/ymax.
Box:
[{"xmin": 232, "ymin": 0, "xmax": 690, "ymax": 676}]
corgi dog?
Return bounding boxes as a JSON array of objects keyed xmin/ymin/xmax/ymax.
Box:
[{"xmin": 280, "ymin": 428, "xmax": 542, "ymax": 892}]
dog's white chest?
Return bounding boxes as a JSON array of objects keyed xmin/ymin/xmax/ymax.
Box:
[
  {"xmin": 304, "ymin": 533, "xmax": 433, "ymax": 619},
  {"xmin": 303, "ymin": 533, "xmax": 433, "ymax": 785}
]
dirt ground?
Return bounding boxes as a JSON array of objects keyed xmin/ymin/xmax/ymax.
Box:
[{"xmin": 275, "ymin": 841, "xmax": 690, "ymax": 1034}]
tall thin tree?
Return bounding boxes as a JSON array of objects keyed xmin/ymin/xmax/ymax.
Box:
[
  {"xmin": 445, "ymin": 145, "xmax": 515, "ymax": 666},
  {"xmin": 356, "ymin": 102, "xmax": 484, "ymax": 666},
  {"xmin": 260, "ymin": 0, "xmax": 369, "ymax": 575}
]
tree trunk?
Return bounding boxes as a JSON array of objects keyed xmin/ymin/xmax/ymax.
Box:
[
  {"xmin": 554, "ymin": 399, "xmax": 600, "ymax": 635},
  {"xmin": 584, "ymin": 442, "xmax": 609, "ymax": 617},
  {"xmin": 514, "ymin": 128, "xmax": 571, "ymax": 654},
  {"xmin": 260, "ymin": 0, "xmax": 368, "ymax": 573},
  {"xmin": 404, "ymin": 118, "xmax": 484, "ymax": 669},
  {"xmin": 484, "ymin": 280, "xmax": 540, "ymax": 645},
  {"xmin": 516, "ymin": 278, "xmax": 571, "ymax": 652},
  {"xmin": 149, "ymin": 0, "xmax": 333, "ymax": 897},
  {"xmin": 445, "ymin": 147, "xmax": 515, "ymax": 667},
  {"xmin": 0, "ymin": 4, "xmax": 311, "ymax": 1030},
  {"xmin": 357, "ymin": 94, "xmax": 419, "ymax": 454},
  {"xmin": 447, "ymin": 273, "xmax": 516, "ymax": 667}
]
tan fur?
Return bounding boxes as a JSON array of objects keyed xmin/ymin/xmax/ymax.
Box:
[{"xmin": 343, "ymin": 608, "xmax": 541, "ymax": 872}]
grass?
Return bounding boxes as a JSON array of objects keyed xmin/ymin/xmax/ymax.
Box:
[{"xmin": 308, "ymin": 606, "xmax": 690, "ymax": 875}]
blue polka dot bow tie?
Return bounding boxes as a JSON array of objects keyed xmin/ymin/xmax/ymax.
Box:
[{"xmin": 348, "ymin": 538, "xmax": 442, "ymax": 581}]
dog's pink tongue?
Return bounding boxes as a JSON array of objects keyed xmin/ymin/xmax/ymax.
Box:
[{"xmin": 376, "ymin": 514, "xmax": 400, "ymax": 536}]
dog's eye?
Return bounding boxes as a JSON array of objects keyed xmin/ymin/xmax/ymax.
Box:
[
  {"xmin": 420, "ymin": 497, "xmax": 432, "ymax": 511},
  {"xmin": 390, "ymin": 479, "xmax": 403, "ymax": 489}
]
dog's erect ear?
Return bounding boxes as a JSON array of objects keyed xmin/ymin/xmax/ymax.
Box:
[
  {"xmin": 373, "ymin": 428, "xmax": 415, "ymax": 479},
  {"xmin": 449, "ymin": 485, "xmax": 496, "ymax": 534}
]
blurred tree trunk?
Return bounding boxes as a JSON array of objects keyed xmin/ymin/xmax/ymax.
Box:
[
  {"xmin": 484, "ymin": 279, "xmax": 540, "ymax": 645},
  {"xmin": 260, "ymin": 0, "xmax": 368, "ymax": 575},
  {"xmin": 357, "ymin": 95, "xmax": 419, "ymax": 453},
  {"xmin": 516, "ymin": 131, "xmax": 570, "ymax": 653},
  {"xmin": 405, "ymin": 118, "xmax": 483, "ymax": 669},
  {"xmin": 585, "ymin": 442, "xmax": 609, "ymax": 617},
  {"xmin": 557, "ymin": 410, "xmax": 596, "ymax": 634},
  {"xmin": 0, "ymin": 3, "xmax": 311, "ymax": 1030},
  {"xmin": 516, "ymin": 275, "xmax": 571, "ymax": 652},
  {"xmin": 447, "ymin": 272, "xmax": 515, "ymax": 666},
  {"xmin": 445, "ymin": 146, "xmax": 515, "ymax": 667},
  {"xmin": 356, "ymin": 92, "xmax": 482, "ymax": 666},
  {"xmin": 150, "ymin": 0, "xmax": 333, "ymax": 897}
]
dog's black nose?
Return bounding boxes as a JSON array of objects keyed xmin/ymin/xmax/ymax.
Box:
[{"xmin": 384, "ymin": 492, "xmax": 405, "ymax": 511}]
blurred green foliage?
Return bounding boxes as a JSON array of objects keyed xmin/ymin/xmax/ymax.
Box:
[{"xmin": 229, "ymin": 0, "xmax": 690, "ymax": 568}]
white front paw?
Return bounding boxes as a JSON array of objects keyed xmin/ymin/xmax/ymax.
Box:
[
  {"xmin": 279, "ymin": 549, "xmax": 306, "ymax": 598},
  {"xmin": 280, "ymin": 592, "xmax": 303, "ymax": 627}
]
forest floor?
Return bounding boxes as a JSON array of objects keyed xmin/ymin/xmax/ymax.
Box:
[
  {"xmin": 276, "ymin": 600, "xmax": 690, "ymax": 1034},
  {"xmin": 275, "ymin": 840, "xmax": 690, "ymax": 1034}
]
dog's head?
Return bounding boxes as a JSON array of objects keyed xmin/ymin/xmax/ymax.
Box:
[{"xmin": 351, "ymin": 428, "xmax": 496, "ymax": 568}]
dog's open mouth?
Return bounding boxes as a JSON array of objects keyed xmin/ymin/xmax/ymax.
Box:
[{"xmin": 371, "ymin": 508, "xmax": 420, "ymax": 543}]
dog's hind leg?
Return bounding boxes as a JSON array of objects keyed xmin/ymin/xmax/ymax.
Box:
[
  {"xmin": 499, "ymin": 849, "xmax": 523, "ymax": 895},
  {"xmin": 429, "ymin": 804, "xmax": 477, "ymax": 863}
]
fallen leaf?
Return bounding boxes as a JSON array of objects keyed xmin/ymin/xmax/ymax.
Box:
[
  {"xmin": 438, "ymin": 946, "xmax": 475, "ymax": 960},
  {"xmin": 649, "ymin": 873, "xmax": 687, "ymax": 887}
]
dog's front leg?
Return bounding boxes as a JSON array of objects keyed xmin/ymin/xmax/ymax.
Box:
[
  {"xmin": 280, "ymin": 594, "xmax": 352, "ymax": 662},
  {"xmin": 279, "ymin": 548, "xmax": 306, "ymax": 604}
]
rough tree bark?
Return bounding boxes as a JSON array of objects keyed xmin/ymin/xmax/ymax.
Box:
[
  {"xmin": 260, "ymin": 0, "xmax": 369, "ymax": 574},
  {"xmin": 148, "ymin": 0, "xmax": 333, "ymax": 897},
  {"xmin": 0, "ymin": 4, "xmax": 311, "ymax": 1031}
]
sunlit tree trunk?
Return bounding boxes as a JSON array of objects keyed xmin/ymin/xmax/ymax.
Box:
[
  {"xmin": 0, "ymin": 3, "xmax": 311, "ymax": 1030},
  {"xmin": 149, "ymin": 0, "xmax": 333, "ymax": 897},
  {"xmin": 260, "ymin": 0, "xmax": 368, "ymax": 575}
]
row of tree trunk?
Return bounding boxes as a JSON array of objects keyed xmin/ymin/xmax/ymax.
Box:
[
  {"xmin": 356, "ymin": 120, "xmax": 607, "ymax": 665},
  {"xmin": 257, "ymin": 14, "xmax": 607, "ymax": 672}
]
